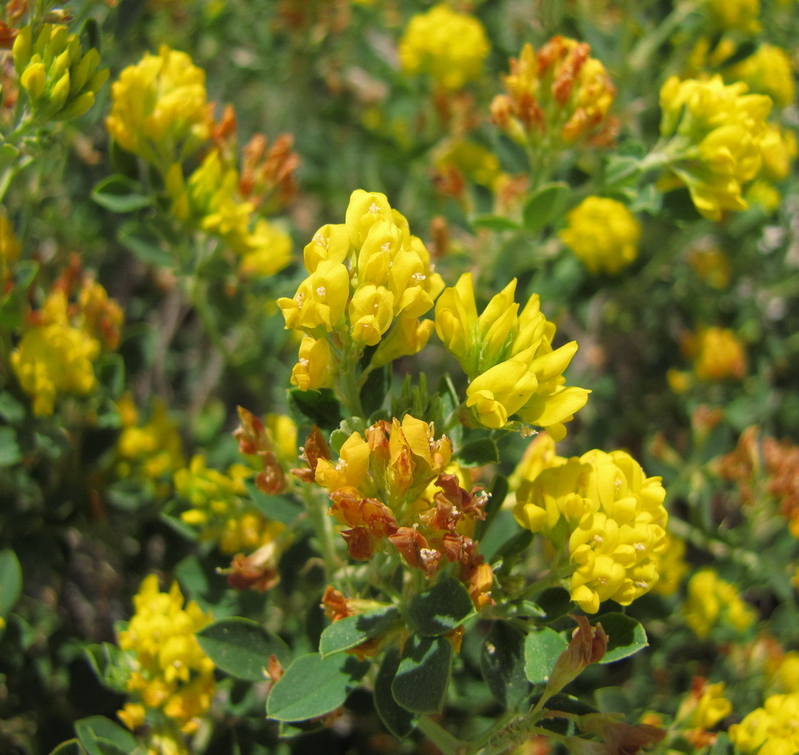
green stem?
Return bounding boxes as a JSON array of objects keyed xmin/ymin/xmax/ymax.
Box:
[
  {"xmin": 417, "ymin": 716, "xmax": 470, "ymax": 755},
  {"xmin": 336, "ymin": 338, "xmax": 365, "ymax": 418},
  {"xmin": 301, "ymin": 483, "xmax": 340, "ymax": 579}
]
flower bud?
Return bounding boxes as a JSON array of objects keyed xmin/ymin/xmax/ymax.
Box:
[
  {"xmin": 48, "ymin": 70, "xmax": 70, "ymax": 111},
  {"xmin": 20, "ymin": 62, "xmax": 46, "ymax": 99},
  {"xmin": 12, "ymin": 25, "xmax": 32, "ymax": 75},
  {"xmin": 70, "ymin": 47, "xmax": 100, "ymax": 95}
]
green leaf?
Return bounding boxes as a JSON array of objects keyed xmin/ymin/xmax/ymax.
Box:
[
  {"xmin": 391, "ymin": 634, "xmax": 453, "ymax": 713},
  {"xmin": 196, "ymin": 618, "xmax": 291, "ymax": 681},
  {"xmin": 596, "ymin": 612, "xmax": 648, "ymax": 664},
  {"xmin": 480, "ymin": 621, "xmax": 529, "ymax": 707},
  {"xmin": 491, "ymin": 530, "xmax": 533, "ymax": 565},
  {"xmin": 289, "ymin": 388, "xmax": 343, "ymax": 431},
  {"xmin": 74, "ymin": 716, "xmax": 140, "ymax": 755},
  {"xmin": 84, "ymin": 643, "xmax": 130, "ymax": 693},
  {"xmin": 92, "ymin": 175, "xmax": 152, "ymax": 213},
  {"xmin": 117, "ymin": 222, "xmax": 174, "ymax": 268},
  {"xmin": 246, "ymin": 482, "xmax": 303, "ymax": 525},
  {"xmin": 472, "ymin": 215, "xmax": 521, "ymax": 231},
  {"xmin": 49, "ymin": 740, "xmax": 87, "ymax": 755},
  {"xmin": 0, "ymin": 392, "xmax": 25, "ymax": 423},
  {"xmin": 474, "ymin": 474, "xmax": 508, "ymax": 541},
  {"xmin": 319, "ymin": 605, "xmax": 401, "ymax": 658},
  {"xmin": 532, "ymin": 587, "xmax": 573, "ymax": 623},
  {"xmin": 374, "ymin": 647, "xmax": 417, "ymax": 738},
  {"xmin": 604, "ymin": 155, "xmax": 641, "ymax": 187},
  {"xmin": 266, "ymin": 652, "xmax": 370, "ymax": 722},
  {"xmin": 522, "ymin": 182, "xmax": 571, "ymax": 232},
  {"xmin": 408, "ymin": 577, "xmax": 474, "ymax": 637},
  {"xmin": 455, "ymin": 438, "xmax": 499, "ymax": 467},
  {"xmin": 0, "ymin": 550, "xmax": 22, "ymax": 616},
  {"xmin": 94, "ymin": 354, "xmax": 125, "ymax": 398},
  {"xmin": 524, "ymin": 627, "xmax": 568, "ymax": 685},
  {"xmin": 0, "ymin": 427, "xmax": 21, "ymax": 467}
]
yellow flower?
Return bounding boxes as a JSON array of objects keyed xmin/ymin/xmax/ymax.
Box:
[
  {"xmin": 514, "ymin": 448, "xmax": 668, "ymax": 613},
  {"xmin": 684, "ymin": 569, "xmax": 756, "ymax": 638},
  {"xmin": 745, "ymin": 180, "xmax": 781, "ymax": 213},
  {"xmin": 277, "ymin": 259, "xmax": 350, "ymax": 333},
  {"xmin": 435, "ymin": 273, "xmax": 589, "ymax": 436},
  {"xmin": 11, "ymin": 290, "xmax": 100, "ymax": 416},
  {"xmin": 650, "ymin": 532, "xmax": 689, "ymax": 596},
  {"xmin": 725, "ymin": 45, "xmax": 795, "ymax": 107},
  {"xmin": 239, "ymin": 219, "xmax": 293, "ymax": 278},
  {"xmin": 657, "ymin": 75, "xmax": 771, "ymax": 221},
  {"xmin": 399, "ymin": 4, "xmax": 489, "ymax": 91},
  {"xmin": 760, "ymin": 125, "xmax": 798, "ymax": 182},
  {"xmin": 491, "ymin": 37, "xmax": 615, "ymax": 148},
  {"xmin": 560, "ymin": 197, "xmax": 640, "ymax": 274},
  {"xmin": 106, "ymin": 46, "xmax": 209, "ymax": 167},
  {"xmin": 730, "ymin": 692, "xmax": 799, "ymax": 755},
  {"xmin": 705, "ymin": 0, "xmax": 761, "ymax": 34},
  {"xmin": 117, "ymin": 575, "xmax": 215, "ymax": 734},
  {"xmin": 371, "ymin": 316, "xmax": 435, "ymax": 369},
  {"xmin": 116, "ymin": 396, "xmax": 185, "ymax": 481},
  {"xmin": 683, "ymin": 326, "xmax": 747, "ymax": 382},
  {"xmin": 175, "ymin": 455, "xmax": 285, "ymax": 554},
  {"xmin": 692, "ymin": 682, "xmax": 732, "ymax": 730},
  {"xmin": 290, "ymin": 335, "xmax": 333, "ymax": 391}
]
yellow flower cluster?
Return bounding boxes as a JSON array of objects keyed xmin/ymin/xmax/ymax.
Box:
[
  {"xmin": 705, "ymin": 0, "xmax": 761, "ymax": 34},
  {"xmin": 730, "ymin": 692, "xmax": 799, "ymax": 755},
  {"xmin": 657, "ymin": 75, "xmax": 771, "ymax": 221},
  {"xmin": 684, "ymin": 569, "xmax": 756, "ymax": 638},
  {"xmin": 116, "ymin": 395, "xmax": 185, "ymax": 481},
  {"xmin": 726, "ymin": 45, "xmax": 796, "ymax": 107},
  {"xmin": 689, "ymin": 682, "xmax": 732, "ymax": 731},
  {"xmin": 491, "ymin": 36, "xmax": 616, "ymax": 148},
  {"xmin": 166, "ymin": 150, "xmax": 292, "ymax": 279},
  {"xmin": 13, "ymin": 23, "xmax": 108, "ymax": 122},
  {"xmin": 117, "ymin": 575, "xmax": 215, "ymax": 735},
  {"xmin": 278, "ymin": 190, "xmax": 444, "ymax": 391},
  {"xmin": 514, "ymin": 443, "xmax": 669, "ymax": 613},
  {"xmin": 11, "ymin": 290, "xmax": 100, "ymax": 416},
  {"xmin": 650, "ymin": 532, "xmax": 689, "ymax": 596},
  {"xmin": 760, "ymin": 125, "xmax": 798, "ymax": 183},
  {"xmin": 175, "ymin": 455, "xmax": 285, "ymax": 555},
  {"xmin": 560, "ymin": 197, "xmax": 640, "ymax": 274},
  {"xmin": 683, "ymin": 326, "xmax": 748, "ymax": 382},
  {"xmin": 435, "ymin": 273, "xmax": 589, "ymax": 437},
  {"xmin": 106, "ymin": 46, "xmax": 209, "ymax": 167},
  {"xmin": 398, "ymin": 4, "xmax": 490, "ymax": 91}
]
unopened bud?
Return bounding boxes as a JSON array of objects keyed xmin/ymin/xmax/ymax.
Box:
[
  {"xmin": 71, "ymin": 47, "xmax": 100, "ymax": 94},
  {"xmin": 49, "ymin": 48, "xmax": 71, "ymax": 81},
  {"xmin": 20, "ymin": 62, "xmax": 46, "ymax": 99},
  {"xmin": 88, "ymin": 67, "xmax": 109, "ymax": 93},
  {"xmin": 12, "ymin": 26, "xmax": 32, "ymax": 75},
  {"xmin": 33, "ymin": 25, "xmax": 52, "ymax": 55},
  {"xmin": 48, "ymin": 70, "xmax": 70, "ymax": 111},
  {"xmin": 545, "ymin": 614, "xmax": 608, "ymax": 695},
  {"xmin": 54, "ymin": 90, "xmax": 94, "ymax": 120}
]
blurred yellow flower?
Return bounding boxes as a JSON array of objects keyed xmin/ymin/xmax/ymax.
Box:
[
  {"xmin": 658, "ymin": 75, "xmax": 771, "ymax": 221},
  {"xmin": 560, "ymin": 196, "xmax": 640, "ymax": 274},
  {"xmin": 399, "ymin": 4, "xmax": 489, "ymax": 91},
  {"xmin": 705, "ymin": 0, "xmax": 761, "ymax": 33},
  {"xmin": 726, "ymin": 45, "xmax": 795, "ymax": 107},
  {"xmin": 684, "ymin": 569, "xmax": 756, "ymax": 638},
  {"xmin": 117, "ymin": 575, "xmax": 215, "ymax": 735},
  {"xmin": 730, "ymin": 692, "xmax": 799, "ymax": 755},
  {"xmin": 106, "ymin": 46, "xmax": 209, "ymax": 167},
  {"xmin": 683, "ymin": 326, "xmax": 747, "ymax": 382},
  {"xmin": 650, "ymin": 532, "xmax": 689, "ymax": 596}
]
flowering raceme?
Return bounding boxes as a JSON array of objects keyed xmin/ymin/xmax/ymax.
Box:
[
  {"xmin": 560, "ymin": 196, "xmax": 640, "ymax": 274},
  {"xmin": 398, "ymin": 4, "xmax": 489, "ymax": 91},
  {"xmin": 277, "ymin": 190, "xmax": 444, "ymax": 392},
  {"xmin": 491, "ymin": 37, "xmax": 616, "ymax": 149},
  {"xmin": 514, "ymin": 447, "xmax": 669, "ymax": 613},
  {"xmin": 656, "ymin": 75, "xmax": 771, "ymax": 221},
  {"xmin": 106, "ymin": 46, "xmax": 209, "ymax": 167},
  {"xmin": 434, "ymin": 273, "xmax": 589, "ymax": 437},
  {"xmin": 117, "ymin": 575, "xmax": 215, "ymax": 735}
]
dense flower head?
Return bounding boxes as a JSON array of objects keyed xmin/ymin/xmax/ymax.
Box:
[
  {"xmin": 116, "ymin": 394, "xmax": 185, "ymax": 481},
  {"xmin": 117, "ymin": 574, "xmax": 215, "ymax": 735},
  {"xmin": 514, "ymin": 448, "xmax": 668, "ymax": 613},
  {"xmin": 300, "ymin": 416, "xmax": 489, "ymax": 596},
  {"xmin": 175, "ymin": 455, "xmax": 285, "ymax": 555},
  {"xmin": 560, "ymin": 197, "xmax": 640, "ymax": 274},
  {"xmin": 684, "ymin": 569, "xmax": 756, "ymax": 638},
  {"xmin": 658, "ymin": 75, "xmax": 772, "ymax": 221},
  {"xmin": 435, "ymin": 273, "xmax": 589, "ymax": 437},
  {"xmin": 398, "ymin": 4, "xmax": 490, "ymax": 91},
  {"xmin": 729, "ymin": 692, "xmax": 799, "ymax": 755},
  {"xmin": 682, "ymin": 326, "xmax": 747, "ymax": 382},
  {"xmin": 491, "ymin": 37, "xmax": 616, "ymax": 148},
  {"xmin": 106, "ymin": 46, "xmax": 209, "ymax": 167},
  {"xmin": 278, "ymin": 190, "xmax": 444, "ymax": 388},
  {"xmin": 11, "ymin": 289, "xmax": 100, "ymax": 415},
  {"xmin": 12, "ymin": 23, "xmax": 108, "ymax": 122},
  {"xmin": 725, "ymin": 45, "xmax": 795, "ymax": 108}
]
